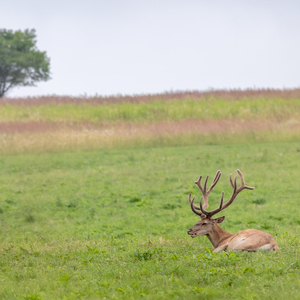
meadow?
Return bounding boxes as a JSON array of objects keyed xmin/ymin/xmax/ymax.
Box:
[
  {"xmin": 0, "ymin": 90, "xmax": 300, "ymax": 299},
  {"xmin": 1, "ymin": 95, "xmax": 300, "ymax": 124}
]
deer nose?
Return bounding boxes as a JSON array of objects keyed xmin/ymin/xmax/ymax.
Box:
[{"xmin": 187, "ymin": 229, "xmax": 191, "ymax": 234}]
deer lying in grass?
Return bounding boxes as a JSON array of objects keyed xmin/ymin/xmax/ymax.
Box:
[{"xmin": 187, "ymin": 170, "xmax": 279, "ymax": 252}]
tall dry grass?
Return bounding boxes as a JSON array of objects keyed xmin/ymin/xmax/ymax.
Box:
[
  {"xmin": 1, "ymin": 121, "xmax": 300, "ymax": 155},
  {"xmin": 1, "ymin": 89, "xmax": 300, "ymax": 154}
]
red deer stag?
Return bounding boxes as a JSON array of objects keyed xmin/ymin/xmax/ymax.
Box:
[{"xmin": 187, "ymin": 170, "xmax": 279, "ymax": 252}]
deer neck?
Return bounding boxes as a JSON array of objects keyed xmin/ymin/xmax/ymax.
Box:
[{"xmin": 206, "ymin": 224, "xmax": 233, "ymax": 249}]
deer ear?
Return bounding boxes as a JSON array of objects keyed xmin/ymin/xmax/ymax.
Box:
[{"xmin": 215, "ymin": 216, "xmax": 225, "ymax": 223}]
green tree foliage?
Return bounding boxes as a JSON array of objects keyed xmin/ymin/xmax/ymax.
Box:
[{"xmin": 0, "ymin": 29, "xmax": 50, "ymax": 97}]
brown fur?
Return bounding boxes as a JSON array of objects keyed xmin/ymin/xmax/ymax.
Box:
[{"xmin": 187, "ymin": 218, "xmax": 279, "ymax": 252}]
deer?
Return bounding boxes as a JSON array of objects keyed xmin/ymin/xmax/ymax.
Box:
[{"xmin": 186, "ymin": 169, "xmax": 279, "ymax": 252}]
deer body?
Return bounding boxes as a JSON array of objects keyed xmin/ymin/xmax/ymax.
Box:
[{"xmin": 187, "ymin": 170, "xmax": 279, "ymax": 252}]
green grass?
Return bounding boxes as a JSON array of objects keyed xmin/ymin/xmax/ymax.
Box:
[
  {"xmin": 1, "ymin": 143, "xmax": 300, "ymax": 299},
  {"xmin": 1, "ymin": 97, "xmax": 300, "ymax": 123}
]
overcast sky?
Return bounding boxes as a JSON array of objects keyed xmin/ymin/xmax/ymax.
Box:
[{"xmin": 2, "ymin": 0, "xmax": 300, "ymax": 97}]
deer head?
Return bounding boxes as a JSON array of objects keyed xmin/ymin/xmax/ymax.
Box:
[
  {"xmin": 186, "ymin": 216, "xmax": 225, "ymax": 238},
  {"xmin": 187, "ymin": 170, "xmax": 254, "ymax": 239}
]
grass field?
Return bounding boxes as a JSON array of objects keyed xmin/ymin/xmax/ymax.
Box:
[
  {"xmin": 1, "ymin": 90, "xmax": 300, "ymax": 299},
  {"xmin": 1, "ymin": 90, "xmax": 300, "ymax": 155},
  {"xmin": 1, "ymin": 96, "xmax": 300, "ymax": 124}
]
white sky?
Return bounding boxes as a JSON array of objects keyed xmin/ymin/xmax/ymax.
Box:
[{"xmin": 1, "ymin": 0, "xmax": 300, "ymax": 97}]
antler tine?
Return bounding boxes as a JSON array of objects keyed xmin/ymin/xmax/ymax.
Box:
[
  {"xmin": 229, "ymin": 173, "xmax": 234, "ymax": 188},
  {"xmin": 238, "ymin": 169, "xmax": 245, "ymax": 186},
  {"xmin": 203, "ymin": 175, "xmax": 209, "ymax": 192},
  {"xmin": 189, "ymin": 193, "xmax": 198, "ymax": 207},
  {"xmin": 189, "ymin": 189, "xmax": 201, "ymax": 211},
  {"xmin": 189, "ymin": 194, "xmax": 205, "ymax": 217},
  {"xmin": 236, "ymin": 169, "xmax": 255, "ymax": 191},
  {"xmin": 194, "ymin": 175, "xmax": 204, "ymax": 192},
  {"xmin": 192, "ymin": 175, "xmax": 205, "ymax": 210},
  {"xmin": 208, "ymin": 170, "xmax": 221, "ymax": 193},
  {"xmin": 196, "ymin": 169, "xmax": 254, "ymax": 219},
  {"xmin": 193, "ymin": 170, "xmax": 222, "ymax": 211},
  {"xmin": 219, "ymin": 169, "xmax": 254, "ymax": 211}
]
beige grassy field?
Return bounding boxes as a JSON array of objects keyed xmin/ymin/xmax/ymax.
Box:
[{"xmin": 1, "ymin": 89, "xmax": 300, "ymax": 154}]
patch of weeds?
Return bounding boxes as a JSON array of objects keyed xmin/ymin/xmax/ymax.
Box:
[
  {"xmin": 117, "ymin": 287, "xmax": 126, "ymax": 293},
  {"xmin": 23, "ymin": 207, "xmax": 35, "ymax": 223},
  {"xmin": 243, "ymin": 267, "xmax": 256, "ymax": 274},
  {"xmin": 59, "ymin": 273, "xmax": 71, "ymax": 282},
  {"xmin": 25, "ymin": 213, "xmax": 35, "ymax": 223},
  {"xmin": 20, "ymin": 247, "xmax": 30, "ymax": 254},
  {"xmin": 252, "ymin": 198, "xmax": 266, "ymax": 205},
  {"xmin": 5, "ymin": 199, "xmax": 15, "ymax": 205},
  {"xmin": 162, "ymin": 203, "xmax": 181, "ymax": 210},
  {"xmin": 115, "ymin": 232, "xmax": 133, "ymax": 238},
  {"xmin": 81, "ymin": 256, "xmax": 94, "ymax": 264},
  {"xmin": 72, "ymin": 290, "xmax": 86, "ymax": 298},
  {"xmin": 271, "ymin": 216, "xmax": 283, "ymax": 221},
  {"xmin": 23, "ymin": 294, "xmax": 41, "ymax": 300},
  {"xmin": 261, "ymin": 223, "xmax": 272, "ymax": 230},
  {"xmin": 86, "ymin": 245, "xmax": 100, "ymax": 253},
  {"xmin": 134, "ymin": 247, "xmax": 162, "ymax": 261},
  {"xmin": 246, "ymin": 219, "xmax": 257, "ymax": 225},
  {"xmin": 129, "ymin": 197, "xmax": 141, "ymax": 203},
  {"xmin": 122, "ymin": 194, "xmax": 131, "ymax": 198},
  {"xmin": 0, "ymin": 207, "xmax": 3, "ymax": 214},
  {"xmin": 67, "ymin": 202, "xmax": 77, "ymax": 208},
  {"xmin": 134, "ymin": 250, "xmax": 153, "ymax": 261}
]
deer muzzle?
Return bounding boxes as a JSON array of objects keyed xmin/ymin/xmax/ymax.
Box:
[{"xmin": 187, "ymin": 229, "xmax": 196, "ymax": 237}]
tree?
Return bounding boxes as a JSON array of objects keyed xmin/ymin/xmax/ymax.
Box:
[{"xmin": 0, "ymin": 29, "xmax": 50, "ymax": 97}]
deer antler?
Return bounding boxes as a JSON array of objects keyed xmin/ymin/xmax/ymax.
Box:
[
  {"xmin": 199, "ymin": 169, "xmax": 254, "ymax": 219},
  {"xmin": 189, "ymin": 169, "xmax": 254, "ymax": 219},
  {"xmin": 189, "ymin": 170, "xmax": 222, "ymax": 211},
  {"xmin": 189, "ymin": 193, "xmax": 205, "ymax": 218}
]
